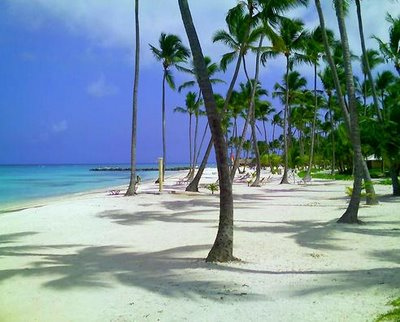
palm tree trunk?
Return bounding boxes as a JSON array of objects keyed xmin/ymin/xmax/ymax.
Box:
[
  {"xmin": 186, "ymin": 137, "xmax": 213, "ymax": 192},
  {"xmin": 230, "ymin": 56, "xmax": 252, "ymax": 181},
  {"xmin": 191, "ymin": 113, "xmax": 199, "ymax": 180},
  {"xmin": 280, "ymin": 55, "xmax": 290, "ymax": 184},
  {"xmin": 195, "ymin": 122, "xmax": 208, "ymax": 166},
  {"xmin": 305, "ymin": 63, "xmax": 318, "ymax": 180},
  {"xmin": 263, "ymin": 120, "xmax": 268, "ymax": 145},
  {"xmin": 188, "ymin": 113, "xmax": 193, "ymax": 178},
  {"xmin": 162, "ymin": 69, "xmax": 167, "ymax": 176},
  {"xmin": 316, "ymin": 0, "xmax": 378, "ymax": 207},
  {"xmin": 126, "ymin": 0, "xmax": 140, "ymax": 196},
  {"xmin": 179, "ymin": 0, "xmax": 234, "ymax": 262},
  {"xmin": 251, "ymin": 36, "xmax": 264, "ymax": 186},
  {"xmin": 389, "ymin": 163, "xmax": 400, "ymax": 196},
  {"xmin": 329, "ymin": 99, "xmax": 336, "ymax": 175},
  {"xmin": 334, "ymin": 0, "xmax": 364, "ymax": 224},
  {"xmin": 355, "ymin": 0, "xmax": 383, "ymax": 122},
  {"xmin": 231, "ymin": 36, "xmax": 264, "ymax": 184}
]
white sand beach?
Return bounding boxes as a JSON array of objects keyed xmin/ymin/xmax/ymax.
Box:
[{"xmin": 0, "ymin": 168, "xmax": 399, "ymax": 322}]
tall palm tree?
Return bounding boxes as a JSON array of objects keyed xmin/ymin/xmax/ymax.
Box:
[
  {"xmin": 273, "ymin": 70, "xmax": 308, "ymax": 163},
  {"xmin": 316, "ymin": 0, "xmax": 379, "ymax": 207},
  {"xmin": 334, "ymin": 0, "xmax": 365, "ymax": 223},
  {"xmin": 355, "ymin": 0, "xmax": 384, "ymax": 121},
  {"xmin": 214, "ymin": 3, "xmax": 262, "ymax": 183},
  {"xmin": 149, "ymin": 33, "xmax": 190, "ymax": 174},
  {"xmin": 125, "ymin": 0, "xmax": 140, "ymax": 196},
  {"xmin": 186, "ymin": 5, "xmax": 259, "ymax": 192},
  {"xmin": 213, "ymin": 4, "xmax": 261, "ymax": 111},
  {"xmin": 304, "ymin": 27, "xmax": 332, "ymax": 180},
  {"xmin": 178, "ymin": 57, "xmax": 222, "ymax": 179},
  {"xmin": 373, "ymin": 13, "xmax": 400, "ymax": 76},
  {"xmin": 174, "ymin": 92, "xmax": 203, "ymax": 177},
  {"xmin": 319, "ymin": 66, "xmax": 338, "ymax": 175},
  {"xmin": 262, "ymin": 17, "xmax": 310, "ymax": 184},
  {"xmin": 178, "ymin": 0, "xmax": 234, "ymax": 262}
]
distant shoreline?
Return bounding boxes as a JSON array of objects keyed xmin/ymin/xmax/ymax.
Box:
[
  {"xmin": 90, "ymin": 166, "xmax": 191, "ymax": 172},
  {"xmin": 0, "ymin": 171, "xmax": 185, "ymax": 215}
]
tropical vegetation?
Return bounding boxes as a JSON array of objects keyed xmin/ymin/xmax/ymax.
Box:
[{"xmin": 126, "ymin": 0, "xmax": 400, "ymax": 261}]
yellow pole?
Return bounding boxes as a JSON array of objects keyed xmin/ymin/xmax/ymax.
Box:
[{"xmin": 158, "ymin": 157, "xmax": 163, "ymax": 192}]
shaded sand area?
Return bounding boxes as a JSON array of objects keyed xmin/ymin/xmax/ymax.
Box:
[{"xmin": 0, "ymin": 169, "xmax": 399, "ymax": 321}]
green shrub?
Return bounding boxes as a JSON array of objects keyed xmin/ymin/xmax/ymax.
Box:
[
  {"xmin": 345, "ymin": 183, "xmax": 371, "ymax": 198},
  {"xmin": 206, "ymin": 183, "xmax": 219, "ymax": 195},
  {"xmin": 376, "ymin": 297, "xmax": 400, "ymax": 321}
]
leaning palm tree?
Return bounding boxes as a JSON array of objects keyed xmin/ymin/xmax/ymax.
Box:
[
  {"xmin": 373, "ymin": 13, "xmax": 400, "ymax": 76},
  {"xmin": 178, "ymin": 0, "xmax": 234, "ymax": 263},
  {"xmin": 262, "ymin": 17, "xmax": 310, "ymax": 184},
  {"xmin": 149, "ymin": 33, "xmax": 190, "ymax": 174},
  {"xmin": 125, "ymin": 0, "xmax": 140, "ymax": 196}
]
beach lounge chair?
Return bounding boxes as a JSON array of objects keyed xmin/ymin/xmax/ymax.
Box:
[
  {"xmin": 298, "ymin": 176, "xmax": 311, "ymax": 185},
  {"xmin": 109, "ymin": 189, "xmax": 120, "ymax": 195},
  {"xmin": 259, "ymin": 175, "xmax": 272, "ymax": 185}
]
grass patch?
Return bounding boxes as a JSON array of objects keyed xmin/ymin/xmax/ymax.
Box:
[
  {"xmin": 376, "ymin": 297, "xmax": 400, "ymax": 321},
  {"xmin": 298, "ymin": 170, "xmax": 352, "ymax": 181},
  {"xmin": 378, "ymin": 178, "xmax": 393, "ymax": 185}
]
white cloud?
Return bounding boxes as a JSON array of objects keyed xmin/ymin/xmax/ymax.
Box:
[
  {"xmin": 4, "ymin": 0, "xmax": 232, "ymax": 66},
  {"xmin": 87, "ymin": 74, "xmax": 118, "ymax": 98},
  {"xmin": 4, "ymin": 0, "xmax": 399, "ymax": 70},
  {"xmin": 51, "ymin": 120, "xmax": 68, "ymax": 133}
]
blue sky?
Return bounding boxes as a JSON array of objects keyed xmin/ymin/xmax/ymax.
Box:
[{"xmin": 0, "ymin": 1, "xmax": 398, "ymax": 165}]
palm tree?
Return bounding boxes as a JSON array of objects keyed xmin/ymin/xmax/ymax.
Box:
[
  {"xmin": 178, "ymin": 56, "xmax": 224, "ymax": 179},
  {"xmin": 179, "ymin": 0, "xmax": 234, "ymax": 262},
  {"xmin": 262, "ymin": 17, "xmax": 310, "ymax": 184},
  {"xmin": 355, "ymin": 0, "xmax": 384, "ymax": 120},
  {"xmin": 359, "ymin": 49, "xmax": 383, "ymax": 110},
  {"xmin": 125, "ymin": 0, "xmax": 140, "ymax": 196},
  {"xmin": 255, "ymin": 99, "xmax": 274, "ymax": 146},
  {"xmin": 304, "ymin": 27, "xmax": 332, "ymax": 180},
  {"xmin": 373, "ymin": 13, "xmax": 400, "ymax": 76},
  {"xmin": 174, "ymin": 92, "xmax": 203, "ymax": 177},
  {"xmin": 316, "ymin": 0, "xmax": 379, "ymax": 207},
  {"xmin": 334, "ymin": 0, "xmax": 365, "ymax": 223},
  {"xmin": 178, "ymin": 56, "xmax": 224, "ymax": 92},
  {"xmin": 214, "ymin": 4, "xmax": 263, "ymax": 183},
  {"xmin": 273, "ymin": 70, "xmax": 308, "ymax": 163},
  {"xmin": 213, "ymin": 4, "xmax": 261, "ymax": 111},
  {"xmin": 376, "ymin": 70, "xmax": 396, "ymax": 117},
  {"xmin": 149, "ymin": 33, "xmax": 190, "ymax": 174},
  {"xmin": 319, "ymin": 66, "xmax": 338, "ymax": 175},
  {"xmin": 186, "ymin": 5, "xmax": 259, "ymax": 193},
  {"xmin": 271, "ymin": 111, "xmax": 283, "ymax": 152}
]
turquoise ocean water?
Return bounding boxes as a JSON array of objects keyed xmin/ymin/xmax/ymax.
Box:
[{"xmin": 0, "ymin": 164, "xmax": 166, "ymax": 211}]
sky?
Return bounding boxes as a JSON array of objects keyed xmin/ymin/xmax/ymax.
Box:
[{"xmin": 0, "ymin": 0, "xmax": 398, "ymax": 165}]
